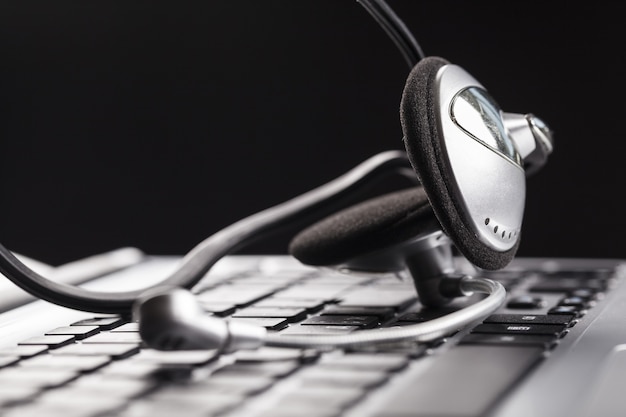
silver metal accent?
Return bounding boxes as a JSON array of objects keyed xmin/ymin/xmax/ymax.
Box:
[
  {"xmin": 436, "ymin": 64, "xmax": 526, "ymax": 252},
  {"xmin": 528, "ymin": 114, "xmax": 554, "ymax": 154},
  {"xmin": 502, "ymin": 112, "xmax": 554, "ymax": 176},
  {"xmin": 136, "ymin": 276, "xmax": 505, "ymax": 353},
  {"xmin": 226, "ymin": 320, "xmax": 268, "ymax": 352},
  {"xmin": 452, "ymin": 88, "xmax": 522, "ymax": 166},
  {"xmin": 502, "ymin": 112, "xmax": 538, "ymax": 161},
  {"xmin": 135, "ymin": 287, "xmax": 265, "ymax": 352},
  {"xmin": 525, "ymin": 114, "xmax": 554, "ymax": 175},
  {"xmin": 264, "ymin": 276, "xmax": 506, "ymax": 349}
]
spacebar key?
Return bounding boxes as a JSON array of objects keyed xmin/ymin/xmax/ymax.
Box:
[{"xmin": 374, "ymin": 345, "xmax": 544, "ymax": 417}]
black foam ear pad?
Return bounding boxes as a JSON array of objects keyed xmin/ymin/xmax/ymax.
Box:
[
  {"xmin": 288, "ymin": 186, "xmax": 438, "ymax": 266},
  {"xmin": 400, "ymin": 56, "xmax": 519, "ymax": 270}
]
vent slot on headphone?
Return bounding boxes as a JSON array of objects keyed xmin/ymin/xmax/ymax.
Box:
[{"xmin": 484, "ymin": 217, "xmax": 518, "ymax": 241}]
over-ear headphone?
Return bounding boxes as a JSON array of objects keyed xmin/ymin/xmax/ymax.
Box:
[
  {"xmin": 0, "ymin": 0, "xmax": 553, "ymax": 353},
  {"xmin": 288, "ymin": 54, "xmax": 553, "ymax": 308}
]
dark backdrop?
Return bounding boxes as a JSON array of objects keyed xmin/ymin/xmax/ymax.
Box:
[{"xmin": 0, "ymin": 1, "xmax": 624, "ymax": 266}]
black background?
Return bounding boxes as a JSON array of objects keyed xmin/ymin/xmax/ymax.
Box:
[{"xmin": 0, "ymin": 1, "xmax": 624, "ymax": 266}]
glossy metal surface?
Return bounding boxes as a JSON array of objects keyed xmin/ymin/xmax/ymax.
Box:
[{"xmin": 436, "ymin": 64, "xmax": 526, "ymax": 251}]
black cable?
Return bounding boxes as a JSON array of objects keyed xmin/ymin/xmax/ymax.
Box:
[
  {"xmin": 0, "ymin": 151, "xmax": 412, "ymax": 314},
  {"xmin": 357, "ymin": 0, "xmax": 425, "ymax": 68}
]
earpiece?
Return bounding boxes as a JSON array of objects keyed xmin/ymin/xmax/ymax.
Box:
[
  {"xmin": 400, "ymin": 56, "xmax": 521, "ymax": 270},
  {"xmin": 292, "ymin": 57, "xmax": 554, "ymax": 271},
  {"xmin": 399, "ymin": 56, "xmax": 552, "ymax": 271},
  {"xmin": 289, "ymin": 56, "xmax": 553, "ymax": 306},
  {"xmin": 134, "ymin": 286, "xmax": 266, "ymax": 353}
]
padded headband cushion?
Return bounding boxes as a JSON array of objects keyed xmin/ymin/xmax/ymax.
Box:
[
  {"xmin": 288, "ymin": 186, "xmax": 437, "ymax": 266},
  {"xmin": 400, "ymin": 56, "xmax": 519, "ymax": 270}
]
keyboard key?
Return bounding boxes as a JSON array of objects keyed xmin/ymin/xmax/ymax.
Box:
[
  {"xmin": 153, "ymin": 385, "xmax": 244, "ymax": 404},
  {"xmin": 45, "ymin": 325, "xmax": 100, "ymax": 340},
  {"xmin": 231, "ymin": 272, "xmax": 307, "ymax": 285},
  {"xmin": 529, "ymin": 277, "xmax": 607, "ymax": 292},
  {"xmin": 50, "ymin": 343, "xmax": 140, "ymax": 359},
  {"xmin": 300, "ymin": 315, "xmax": 378, "ymax": 329},
  {"xmin": 233, "ymin": 346, "xmax": 319, "ymax": 363},
  {"xmin": 0, "ymin": 385, "xmax": 41, "ymax": 407},
  {"xmin": 32, "ymin": 393, "xmax": 129, "ymax": 416},
  {"xmin": 506, "ymin": 295, "xmax": 547, "ymax": 309},
  {"xmin": 2, "ymin": 402, "xmax": 115, "ymax": 417},
  {"xmin": 548, "ymin": 305, "xmax": 585, "ymax": 317},
  {"xmin": 273, "ymin": 283, "xmax": 354, "ymax": 301},
  {"xmin": 471, "ymin": 323, "xmax": 567, "ymax": 337},
  {"xmin": 64, "ymin": 374, "xmax": 157, "ymax": 398},
  {"xmin": 71, "ymin": 316, "xmax": 125, "ymax": 330},
  {"xmin": 232, "ymin": 307, "xmax": 308, "ymax": 322},
  {"xmin": 396, "ymin": 306, "xmax": 464, "ymax": 323},
  {"xmin": 197, "ymin": 301, "xmax": 237, "ymax": 316},
  {"xmin": 479, "ymin": 270, "xmax": 527, "ymax": 288},
  {"xmin": 227, "ymin": 317, "xmax": 289, "ymax": 331},
  {"xmin": 320, "ymin": 305, "xmax": 395, "ymax": 320},
  {"xmin": 98, "ymin": 359, "xmax": 193, "ymax": 382},
  {"xmin": 339, "ymin": 288, "xmax": 416, "ymax": 309},
  {"xmin": 254, "ymin": 298, "xmax": 326, "ymax": 313},
  {"xmin": 255, "ymin": 407, "xmax": 340, "ymax": 417},
  {"xmin": 98, "ymin": 361, "xmax": 168, "ymax": 378},
  {"xmin": 213, "ymin": 360, "xmax": 301, "ymax": 379},
  {"xmin": 372, "ymin": 345, "xmax": 545, "ymax": 417},
  {"xmin": 139, "ymin": 389, "xmax": 242, "ymax": 415},
  {"xmin": 20, "ymin": 355, "xmax": 111, "ymax": 372},
  {"xmin": 309, "ymin": 274, "xmax": 374, "ymax": 285},
  {"xmin": 18, "ymin": 335, "xmax": 75, "ymax": 348},
  {"xmin": 541, "ymin": 269, "xmax": 612, "ymax": 279},
  {"xmin": 296, "ymin": 367, "xmax": 389, "ymax": 389},
  {"xmin": 459, "ymin": 333, "xmax": 558, "ymax": 349},
  {"xmin": 122, "ymin": 397, "xmax": 236, "ymax": 417},
  {"xmin": 196, "ymin": 284, "xmax": 278, "ymax": 307},
  {"xmin": 194, "ymin": 374, "xmax": 273, "ymax": 395},
  {"xmin": 133, "ymin": 349, "xmax": 217, "ymax": 365},
  {"xmin": 0, "ymin": 356, "xmax": 20, "ymax": 368},
  {"xmin": 0, "ymin": 367, "xmax": 79, "ymax": 388},
  {"xmin": 559, "ymin": 296, "xmax": 592, "ymax": 308},
  {"xmin": 81, "ymin": 332, "xmax": 142, "ymax": 344},
  {"xmin": 569, "ymin": 288, "xmax": 598, "ymax": 300},
  {"xmin": 483, "ymin": 314, "xmax": 573, "ymax": 325},
  {"xmin": 279, "ymin": 325, "xmax": 359, "ymax": 335},
  {"xmin": 318, "ymin": 353, "xmax": 409, "ymax": 372},
  {"xmin": 110, "ymin": 322, "xmax": 139, "ymax": 332},
  {"xmin": 347, "ymin": 342, "xmax": 429, "ymax": 359},
  {"xmin": 272, "ymin": 385, "xmax": 366, "ymax": 412},
  {"xmin": 0, "ymin": 345, "xmax": 48, "ymax": 358}
]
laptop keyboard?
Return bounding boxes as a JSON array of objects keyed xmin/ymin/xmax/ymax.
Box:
[{"xmin": 0, "ymin": 257, "xmax": 621, "ymax": 417}]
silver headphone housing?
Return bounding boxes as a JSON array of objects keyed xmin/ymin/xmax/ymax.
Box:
[{"xmin": 436, "ymin": 64, "xmax": 526, "ymax": 252}]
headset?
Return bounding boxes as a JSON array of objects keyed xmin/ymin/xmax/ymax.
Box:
[{"xmin": 0, "ymin": 0, "xmax": 553, "ymax": 355}]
